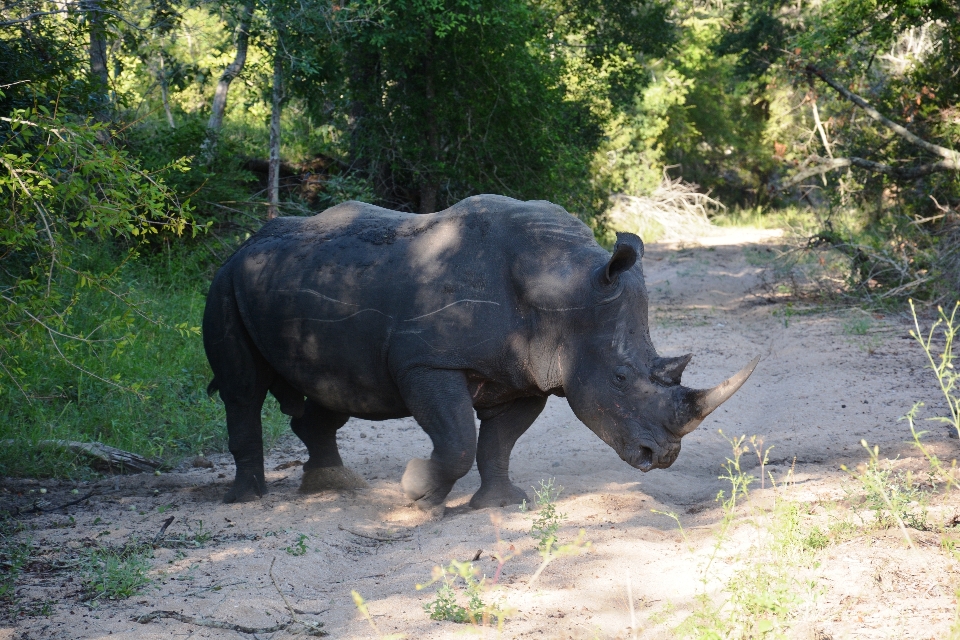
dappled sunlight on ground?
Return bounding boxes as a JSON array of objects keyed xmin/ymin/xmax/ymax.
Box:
[{"xmin": 2, "ymin": 234, "xmax": 957, "ymax": 639}]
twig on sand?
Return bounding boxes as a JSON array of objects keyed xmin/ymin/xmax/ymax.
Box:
[
  {"xmin": 135, "ymin": 561, "xmax": 326, "ymax": 636},
  {"xmin": 153, "ymin": 516, "xmax": 175, "ymax": 545},
  {"xmin": 134, "ymin": 610, "xmax": 291, "ymax": 634},
  {"xmin": 181, "ymin": 579, "xmax": 245, "ymax": 598},
  {"xmin": 12, "ymin": 490, "xmax": 96, "ymax": 516},
  {"xmin": 270, "ymin": 557, "xmax": 327, "ymax": 636}
]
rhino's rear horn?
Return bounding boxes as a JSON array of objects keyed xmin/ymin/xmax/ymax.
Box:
[
  {"xmin": 673, "ymin": 356, "xmax": 760, "ymax": 436},
  {"xmin": 652, "ymin": 353, "xmax": 693, "ymax": 386}
]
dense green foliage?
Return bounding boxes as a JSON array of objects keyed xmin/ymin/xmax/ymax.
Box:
[{"xmin": 1, "ymin": 0, "xmax": 958, "ymax": 476}]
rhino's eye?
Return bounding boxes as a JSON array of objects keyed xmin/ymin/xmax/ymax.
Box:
[{"xmin": 613, "ymin": 366, "xmax": 631, "ymax": 386}]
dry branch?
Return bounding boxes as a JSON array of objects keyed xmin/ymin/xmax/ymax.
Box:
[
  {"xmin": 806, "ymin": 65, "xmax": 960, "ymax": 167},
  {"xmin": 152, "ymin": 516, "xmax": 175, "ymax": 545},
  {"xmin": 36, "ymin": 440, "xmax": 161, "ymax": 473},
  {"xmin": 607, "ymin": 175, "xmax": 723, "ymax": 242},
  {"xmin": 134, "ymin": 611, "xmax": 291, "ymax": 634},
  {"xmin": 784, "ymin": 65, "xmax": 960, "ymax": 187},
  {"xmin": 782, "ymin": 156, "xmax": 957, "ymax": 188}
]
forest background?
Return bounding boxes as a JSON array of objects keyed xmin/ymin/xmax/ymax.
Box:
[{"xmin": 2, "ymin": 0, "xmax": 959, "ymax": 476}]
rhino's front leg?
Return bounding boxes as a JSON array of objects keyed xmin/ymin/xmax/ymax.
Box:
[
  {"xmin": 398, "ymin": 368, "xmax": 477, "ymax": 516},
  {"xmin": 470, "ymin": 396, "xmax": 547, "ymax": 509}
]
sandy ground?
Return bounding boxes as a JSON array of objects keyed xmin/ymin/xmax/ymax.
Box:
[{"xmin": 3, "ymin": 228, "xmax": 959, "ymax": 639}]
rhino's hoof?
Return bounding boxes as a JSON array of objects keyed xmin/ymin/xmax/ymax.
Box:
[
  {"xmin": 401, "ymin": 458, "xmax": 453, "ymax": 510},
  {"xmin": 469, "ymin": 482, "xmax": 528, "ymax": 509},
  {"xmin": 413, "ymin": 501, "xmax": 447, "ymax": 519},
  {"xmin": 224, "ymin": 470, "xmax": 267, "ymax": 504},
  {"xmin": 299, "ymin": 466, "xmax": 369, "ymax": 493}
]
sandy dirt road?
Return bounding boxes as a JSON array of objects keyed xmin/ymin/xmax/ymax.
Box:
[{"xmin": 3, "ymin": 229, "xmax": 958, "ymax": 639}]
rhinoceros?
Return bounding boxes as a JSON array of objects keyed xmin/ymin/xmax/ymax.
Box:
[{"xmin": 202, "ymin": 195, "xmax": 757, "ymax": 511}]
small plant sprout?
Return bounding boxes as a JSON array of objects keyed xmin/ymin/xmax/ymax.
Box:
[
  {"xmin": 522, "ymin": 478, "xmax": 591, "ymax": 586},
  {"xmin": 522, "ymin": 478, "xmax": 564, "ymax": 552},
  {"xmin": 351, "ymin": 590, "xmax": 405, "ymax": 640},
  {"xmin": 81, "ymin": 543, "xmax": 153, "ymax": 603},
  {"xmin": 903, "ymin": 404, "xmax": 960, "ymax": 491},
  {"xmin": 749, "ymin": 434, "xmax": 773, "ymax": 489},
  {"xmin": 842, "ymin": 441, "xmax": 927, "ymax": 552},
  {"xmin": 285, "ymin": 534, "xmax": 309, "ymax": 556},
  {"xmin": 487, "ymin": 512, "xmax": 519, "ymax": 585},
  {"xmin": 651, "ymin": 510, "xmax": 691, "ymax": 551},
  {"xmin": 910, "ymin": 299, "xmax": 959, "ymax": 436}
]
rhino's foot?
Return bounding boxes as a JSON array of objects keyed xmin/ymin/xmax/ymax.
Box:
[
  {"xmin": 469, "ymin": 481, "xmax": 528, "ymax": 509},
  {"xmin": 401, "ymin": 458, "xmax": 454, "ymax": 515},
  {"xmin": 224, "ymin": 468, "xmax": 267, "ymax": 504},
  {"xmin": 299, "ymin": 466, "xmax": 369, "ymax": 493}
]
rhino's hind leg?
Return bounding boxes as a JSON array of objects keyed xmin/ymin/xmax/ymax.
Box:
[
  {"xmin": 291, "ymin": 399, "xmax": 367, "ymax": 493},
  {"xmin": 223, "ymin": 400, "xmax": 269, "ymax": 503},
  {"xmin": 470, "ymin": 396, "xmax": 547, "ymax": 509}
]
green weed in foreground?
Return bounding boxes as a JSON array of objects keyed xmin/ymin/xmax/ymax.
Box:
[
  {"xmin": 352, "ymin": 590, "xmax": 406, "ymax": 640},
  {"xmin": 844, "ymin": 442, "xmax": 931, "ymax": 536},
  {"xmin": 523, "ymin": 478, "xmax": 564, "ymax": 552},
  {"xmin": 418, "ymin": 560, "xmax": 503, "ymax": 625},
  {"xmin": 80, "ymin": 543, "xmax": 153, "ymax": 603},
  {"xmin": 671, "ymin": 433, "xmax": 829, "ymax": 638},
  {"xmin": 0, "ymin": 530, "xmax": 33, "ymax": 602}
]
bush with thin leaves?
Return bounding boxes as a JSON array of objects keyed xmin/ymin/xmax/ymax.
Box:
[{"xmin": 0, "ymin": 99, "xmax": 200, "ymax": 401}]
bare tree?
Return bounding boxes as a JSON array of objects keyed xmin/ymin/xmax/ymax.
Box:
[
  {"xmin": 81, "ymin": 0, "xmax": 110, "ymax": 121},
  {"xmin": 267, "ymin": 40, "xmax": 284, "ymax": 219},
  {"xmin": 159, "ymin": 52, "xmax": 175, "ymax": 128}
]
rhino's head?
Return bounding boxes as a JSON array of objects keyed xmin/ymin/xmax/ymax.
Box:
[{"xmin": 554, "ymin": 232, "xmax": 758, "ymax": 472}]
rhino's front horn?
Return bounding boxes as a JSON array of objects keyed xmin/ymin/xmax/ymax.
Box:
[{"xmin": 673, "ymin": 356, "xmax": 760, "ymax": 436}]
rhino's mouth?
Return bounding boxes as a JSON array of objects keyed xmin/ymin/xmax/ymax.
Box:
[
  {"xmin": 621, "ymin": 437, "xmax": 680, "ymax": 472},
  {"xmin": 620, "ymin": 443, "xmax": 658, "ymax": 472},
  {"xmin": 630, "ymin": 446, "xmax": 655, "ymax": 472}
]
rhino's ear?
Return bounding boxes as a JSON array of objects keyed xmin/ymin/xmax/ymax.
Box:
[{"xmin": 600, "ymin": 232, "xmax": 644, "ymax": 285}]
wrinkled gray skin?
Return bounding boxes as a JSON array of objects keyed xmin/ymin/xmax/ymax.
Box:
[{"xmin": 203, "ymin": 195, "xmax": 758, "ymax": 512}]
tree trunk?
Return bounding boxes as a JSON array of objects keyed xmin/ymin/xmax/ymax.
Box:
[
  {"xmin": 82, "ymin": 0, "xmax": 110, "ymax": 121},
  {"xmin": 159, "ymin": 53, "xmax": 175, "ymax": 128},
  {"xmin": 347, "ymin": 45, "xmax": 379, "ymax": 177},
  {"xmin": 201, "ymin": 0, "xmax": 254, "ymax": 162},
  {"xmin": 267, "ymin": 45, "xmax": 283, "ymax": 220},
  {"xmin": 419, "ymin": 33, "xmax": 439, "ymax": 214}
]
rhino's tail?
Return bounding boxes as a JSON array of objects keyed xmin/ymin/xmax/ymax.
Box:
[{"xmin": 207, "ymin": 377, "xmax": 220, "ymax": 397}]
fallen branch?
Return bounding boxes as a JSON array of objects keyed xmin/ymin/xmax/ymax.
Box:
[
  {"xmin": 783, "ymin": 65, "xmax": 960, "ymax": 188},
  {"xmin": 36, "ymin": 440, "xmax": 161, "ymax": 473},
  {"xmin": 806, "ymin": 64, "xmax": 960, "ymax": 168},
  {"xmin": 782, "ymin": 156, "xmax": 957, "ymax": 188},
  {"xmin": 134, "ymin": 610, "xmax": 291, "ymax": 634}
]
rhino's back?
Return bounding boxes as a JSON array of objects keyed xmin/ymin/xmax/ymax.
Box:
[{"xmin": 218, "ymin": 195, "xmax": 597, "ymax": 413}]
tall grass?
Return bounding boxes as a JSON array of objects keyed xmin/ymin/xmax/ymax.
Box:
[{"xmin": 0, "ymin": 242, "xmax": 289, "ymax": 478}]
